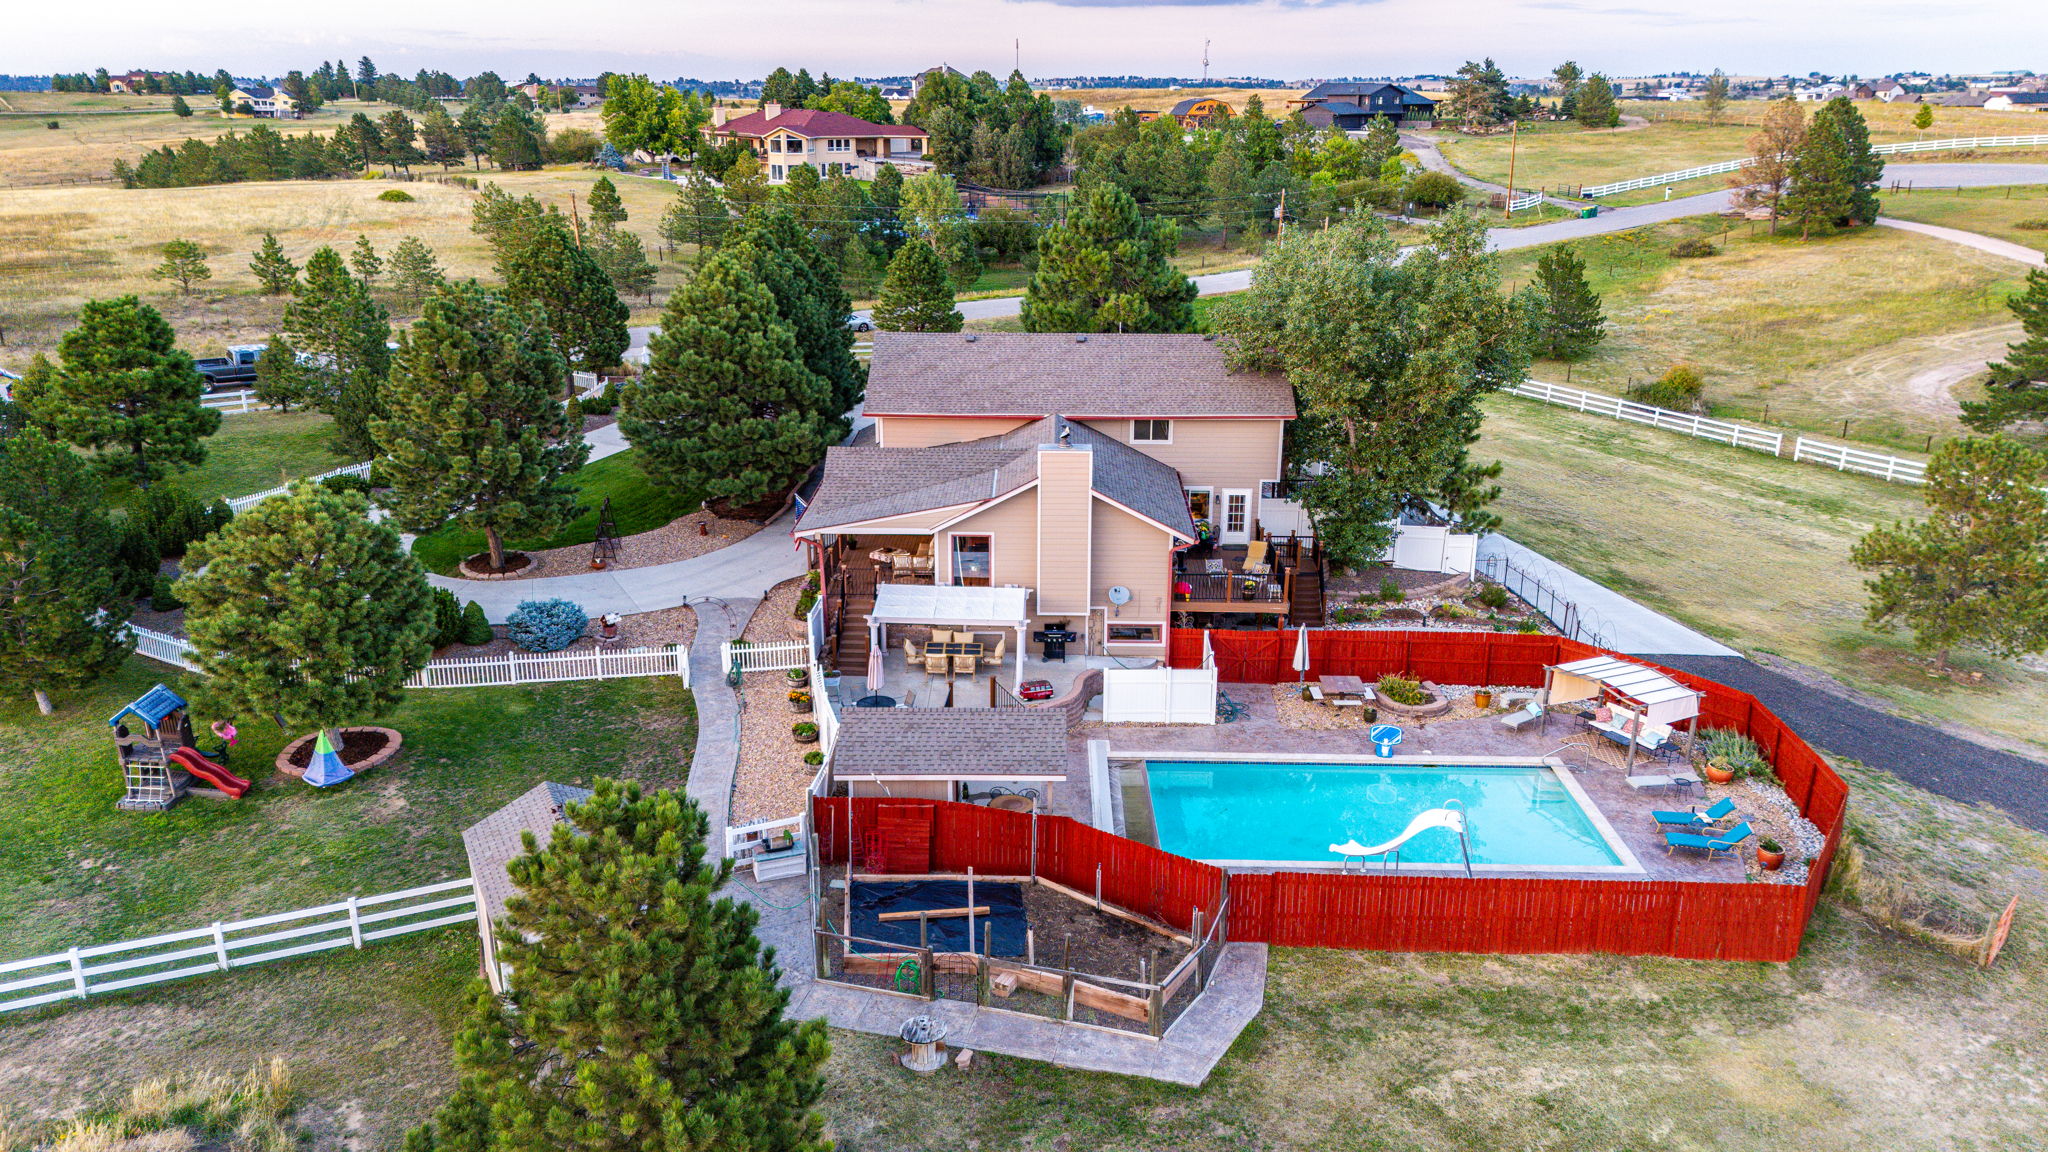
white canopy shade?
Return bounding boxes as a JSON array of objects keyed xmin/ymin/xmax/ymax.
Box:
[
  {"xmin": 869, "ymin": 583, "xmax": 1031, "ymax": 628},
  {"xmin": 1544, "ymin": 655, "xmax": 1702, "ymax": 726}
]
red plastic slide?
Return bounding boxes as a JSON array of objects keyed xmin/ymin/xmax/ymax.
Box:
[{"xmin": 168, "ymin": 747, "xmax": 251, "ymax": 799}]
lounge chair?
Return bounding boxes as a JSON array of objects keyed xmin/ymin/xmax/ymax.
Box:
[
  {"xmin": 1650, "ymin": 796, "xmax": 1735, "ymax": 830},
  {"xmin": 1664, "ymin": 820, "xmax": 1754, "ymax": 860},
  {"xmin": 979, "ymin": 635, "xmax": 1006, "ymax": 668},
  {"xmin": 1500, "ymin": 702, "xmax": 1544, "ymax": 730},
  {"xmin": 902, "ymin": 638, "xmax": 921, "ymax": 665}
]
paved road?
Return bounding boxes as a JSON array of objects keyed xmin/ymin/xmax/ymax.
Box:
[{"xmin": 1650, "ymin": 654, "xmax": 2048, "ymax": 834}]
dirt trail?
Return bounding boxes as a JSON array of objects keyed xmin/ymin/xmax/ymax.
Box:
[{"xmin": 1832, "ymin": 322, "xmax": 2021, "ymax": 418}]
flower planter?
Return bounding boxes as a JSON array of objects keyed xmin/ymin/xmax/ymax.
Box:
[
  {"xmin": 1703, "ymin": 760, "xmax": 1736, "ymax": 784},
  {"xmin": 274, "ymin": 726, "xmax": 403, "ymax": 779},
  {"xmin": 1372, "ymin": 681, "xmax": 1455, "ymax": 720},
  {"xmin": 785, "ymin": 669, "xmax": 810, "ymax": 689},
  {"xmin": 1757, "ymin": 847, "xmax": 1785, "ymax": 871},
  {"xmin": 792, "ymin": 724, "xmax": 820, "ymax": 744},
  {"xmin": 1473, "ymin": 690, "xmax": 1494, "ymax": 710},
  {"xmin": 788, "ymin": 694, "xmax": 813, "ymax": 713}
]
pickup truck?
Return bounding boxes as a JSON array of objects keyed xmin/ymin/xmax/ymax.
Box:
[{"xmin": 193, "ymin": 344, "xmax": 266, "ymax": 390}]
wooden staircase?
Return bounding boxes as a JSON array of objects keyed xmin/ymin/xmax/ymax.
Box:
[
  {"xmin": 1283, "ymin": 538, "xmax": 1326, "ymax": 627},
  {"xmin": 833, "ymin": 591, "xmax": 874, "ymax": 675}
]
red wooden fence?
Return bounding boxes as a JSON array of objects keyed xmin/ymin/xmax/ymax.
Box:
[{"xmin": 811, "ymin": 632, "xmax": 1846, "ymax": 962}]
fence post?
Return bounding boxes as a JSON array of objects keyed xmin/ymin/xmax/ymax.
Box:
[
  {"xmin": 67, "ymin": 947, "xmax": 87, "ymax": 1000},
  {"xmin": 212, "ymin": 922, "xmax": 231, "ymax": 971},
  {"xmin": 347, "ymin": 896, "xmax": 364, "ymax": 949}
]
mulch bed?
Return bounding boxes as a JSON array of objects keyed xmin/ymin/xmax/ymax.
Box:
[
  {"xmin": 456, "ymin": 552, "xmax": 534, "ymax": 579},
  {"xmin": 283, "ymin": 728, "xmax": 391, "ymax": 771}
]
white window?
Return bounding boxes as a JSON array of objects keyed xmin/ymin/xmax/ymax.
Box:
[
  {"xmin": 770, "ymin": 165, "xmax": 784, "ymax": 181},
  {"xmin": 1131, "ymin": 419, "xmax": 1171, "ymax": 443},
  {"xmin": 826, "ymin": 137, "xmax": 851, "ymax": 152}
]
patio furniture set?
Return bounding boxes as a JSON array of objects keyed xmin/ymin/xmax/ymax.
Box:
[
  {"xmin": 902, "ymin": 630, "xmax": 1008, "ymax": 682},
  {"xmin": 869, "ymin": 543, "xmax": 935, "ymax": 583},
  {"xmin": 1306, "ymin": 676, "xmax": 1377, "ymax": 720}
]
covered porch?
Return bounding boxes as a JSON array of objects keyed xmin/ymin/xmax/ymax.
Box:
[{"xmin": 861, "ymin": 584, "xmax": 1033, "ymax": 699}]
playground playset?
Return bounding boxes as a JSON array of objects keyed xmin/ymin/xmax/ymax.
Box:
[{"xmin": 109, "ymin": 684, "xmax": 250, "ymax": 811}]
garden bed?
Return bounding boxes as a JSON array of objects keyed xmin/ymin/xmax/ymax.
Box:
[
  {"xmin": 445, "ymin": 510, "xmax": 763, "ymax": 581},
  {"xmin": 274, "ymin": 726, "xmax": 403, "ymax": 779},
  {"xmin": 732, "ymin": 669, "xmax": 819, "ymax": 826},
  {"xmin": 436, "ymin": 604, "xmax": 697, "ymax": 660}
]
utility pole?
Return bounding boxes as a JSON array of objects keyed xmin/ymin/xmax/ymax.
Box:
[
  {"xmin": 1275, "ymin": 187, "xmax": 1285, "ymax": 241},
  {"xmin": 1504, "ymin": 119, "xmax": 1520, "ymax": 216},
  {"xmin": 1203, "ymin": 40, "xmax": 1211, "ymax": 85},
  {"xmin": 569, "ymin": 192, "xmax": 584, "ymax": 247}
]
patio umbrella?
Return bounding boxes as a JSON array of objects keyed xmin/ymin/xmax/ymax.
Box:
[
  {"xmin": 866, "ymin": 642, "xmax": 884, "ymax": 695},
  {"xmin": 301, "ymin": 728, "xmax": 353, "ymax": 788},
  {"xmin": 1292, "ymin": 625, "xmax": 1311, "ymax": 680}
]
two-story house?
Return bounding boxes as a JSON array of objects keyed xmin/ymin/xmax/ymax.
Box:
[
  {"xmin": 1169, "ymin": 97, "xmax": 1232, "ymax": 129},
  {"xmin": 1289, "ymin": 81, "xmax": 1437, "ymax": 130},
  {"xmin": 794, "ymin": 333, "xmax": 1307, "ymax": 681},
  {"xmin": 706, "ymin": 104, "xmax": 930, "ymax": 183},
  {"xmin": 229, "ymin": 84, "xmax": 300, "ymax": 119}
]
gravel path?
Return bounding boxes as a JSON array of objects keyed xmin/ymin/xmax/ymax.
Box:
[{"xmin": 1649, "ymin": 654, "xmax": 2048, "ymax": 834}]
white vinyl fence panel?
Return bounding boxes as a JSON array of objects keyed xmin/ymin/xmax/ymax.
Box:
[
  {"xmin": 1102, "ymin": 667, "xmax": 1218, "ymax": 725},
  {"xmin": 719, "ymin": 639, "xmax": 813, "ymax": 674},
  {"xmin": 0, "ymin": 878, "xmax": 476, "ymax": 1014},
  {"xmin": 199, "ymin": 390, "xmax": 273, "ymax": 415},
  {"xmin": 125, "ymin": 624, "xmax": 690, "ymax": 688},
  {"xmin": 1383, "ymin": 523, "xmax": 1479, "ymax": 577},
  {"xmin": 1508, "ymin": 381, "xmax": 1785, "ymax": 454},
  {"xmin": 1791, "ymin": 437, "xmax": 1929, "ymax": 484},
  {"xmin": 1582, "ymin": 134, "xmax": 2048, "ymax": 197},
  {"xmin": 225, "ymin": 462, "xmax": 374, "ymax": 513}
]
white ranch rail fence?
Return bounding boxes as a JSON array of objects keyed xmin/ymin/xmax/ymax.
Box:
[
  {"xmin": 1792, "ymin": 436, "xmax": 1928, "ymax": 484},
  {"xmin": 1581, "ymin": 134, "xmax": 2048, "ymax": 198},
  {"xmin": 225, "ymin": 462, "xmax": 374, "ymax": 513},
  {"xmin": 1507, "ymin": 381, "xmax": 1785, "ymax": 454},
  {"xmin": 0, "ymin": 878, "xmax": 476, "ymax": 1014},
  {"xmin": 1506, "ymin": 191, "xmax": 1544, "ymax": 212},
  {"xmin": 124, "ymin": 624, "xmax": 691, "ymax": 688},
  {"xmin": 200, "ymin": 390, "xmax": 273, "ymax": 415},
  {"xmin": 719, "ymin": 639, "xmax": 813, "ymax": 674}
]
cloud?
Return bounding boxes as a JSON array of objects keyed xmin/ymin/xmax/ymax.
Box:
[{"xmin": 1012, "ymin": 0, "xmax": 1373, "ymax": 7}]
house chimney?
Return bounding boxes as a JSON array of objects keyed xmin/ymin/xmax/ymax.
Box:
[
  {"xmin": 712, "ymin": 104, "xmax": 729, "ymax": 128},
  {"xmin": 763, "ymin": 101, "xmax": 783, "ymax": 119}
]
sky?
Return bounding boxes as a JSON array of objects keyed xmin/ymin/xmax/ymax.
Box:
[{"xmin": 3, "ymin": 0, "xmax": 2038, "ymax": 82}]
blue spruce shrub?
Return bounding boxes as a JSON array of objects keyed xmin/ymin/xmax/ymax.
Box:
[{"xmin": 507, "ymin": 598, "xmax": 589, "ymax": 652}]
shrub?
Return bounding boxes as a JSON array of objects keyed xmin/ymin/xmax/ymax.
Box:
[
  {"xmin": 793, "ymin": 722, "xmax": 819, "ymax": 739},
  {"xmin": 580, "ymin": 380, "xmax": 617, "ymax": 416},
  {"xmin": 114, "ymin": 522, "xmax": 161, "ymax": 599},
  {"xmin": 1667, "ymin": 237, "xmax": 1720, "ymax": 257},
  {"xmin": 507, "ymin": 598, "xmax": 588, "ymax": 652},
  {"xmin": 458, "ymin": 600, "xmax": 494, "ymax": 645},
  {"xmin": 1430, "ymin": 602, "xmax": 1470, "ymax": 620},
  {"xmin": 46, "ymin": 120, "xmax": 59, "ymax": 130},
  {"xmin": 1402, "ymin": 170, "xmax": 1467, "ymax": 210},
  {"xmin": 1476, "ymin": 583, "xmax": 1510, "ymax": 610},
  {"xmin": 377, "ymin": 188, "xmax": 416, "ymax": 202},
  {"xmin": 1378, "ymin": 576, "xmax": 1405, "ymax": 603},
  {"xmin": 150, "ymin": 573, "xmax": 184, "ymax": 612},
  {"xmin": 1332, "ymin": 605, "xmax": 1380, "ymax": 625},
  {"xmin": 804, "ymin": 750, "xmax": 825, "ymax": 766},
  {"xmin": 321, "ymin": 471, "xmax": 374, "ymax": 496},
  {"xmin": 429, "ymin": 587, "xmax": 463, "ymax": 647},
  {"xmin": 543, "ymin": 127, "xmax": 601, "ymax": 165},
  {"xmin": 564, "ymin": 396, "xmax": 584, "ymax": 427},
  {"xmin": 1376, "ymin": 674, "xmax": 1428, "ymax": 706},
  {"xmin": 1628, "ymin": 364, "xmax": 1706, "ymax": 412},
  {"xmin": 133, "ymin": 483, "xmax": 230, "ymax": 559},
  {"xmin": 1515, "ymin": 619, "xmax": 1542, "ymax": 634},
  {"xmin": 1697, "ymin": 727, "xmax": 1771, "ymax": 780},
  {"xmin": 2014, "ymin": 217, "xmax": 2048, "ymax": 231},
  {"xmin": 794, "ymin": 588, "xmax": 818, "ymax": 619},
  {"xmin": 1759, "ymin": 836, "xmax": 1783, "ymax": 854}
]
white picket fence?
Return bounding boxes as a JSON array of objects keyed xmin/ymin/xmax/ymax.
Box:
[
  {"xmin": 225, "ymin": 461, "xmax": 374, "ymax": 513},
  {"xmin": 125, "ymin": 624, "xmax": 692, "ymax": 688},
  {"xmin": 1506, "ymin": 191, "xmax": 1544, "ymax": 212},
  {"xmin": 200, "ymin": 389, "xmax": 273, "ymax": 415},
  {"xmin": 1507, "ymin": 380, "xmax": 1785, "ymax": 454},
  {"xmin": 1791, "ymin": 436, "xmax": 1929, "ymax": 484},
  {"xmin": 1582, "ymin": 133, "xmax": 2048, "ymax": 197},
  {"xmin": 718, "ymin": 638, "xmax": 813, "ymax": 674},
  {"xmin": 0, "ymin": 878, "xmax": 476, "ymax": 1014}
]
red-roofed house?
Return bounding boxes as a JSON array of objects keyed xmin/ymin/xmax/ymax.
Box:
[{"xmin": 707, "ymin": 103, "xmax": 931, "ymax": 183}]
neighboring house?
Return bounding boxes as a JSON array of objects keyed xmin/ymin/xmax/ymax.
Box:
[
  {"xmin": 229, "ymin": 84, "xmax": 299, "ymax": 118},
  {"xmin": 1837, "ymin": 83, "xmax": 1878, "ymax": 101},
  {"xmin": 1874, "ymin": 81, "xmax": 1910, "ymax": 102},
  {"xmin": 109, "ymin": 70, "xmax": 160, "ymax": 94},
  {"xmin": 517, "ymin": 81, "xmax": 605, "ymax": 106},
  {"xmin": 1289, "ymin": 81, "xmax": 1437, "ymax": 129},
  {"xmin": 912, "ymin": 65, "xmax": 965, "ymax": 97},
  {"xmin": 1170, "ymin": 96, "xmax": 1232, "ymax": 129},
  {"xmin": 1984, "ymin": 92, "xmax": 2048, "ymax": 111},
  {"xmin": 1653, "ymin": 86, "xmax": 1696, "ymax": 101},
  {"xmin": 794, "ymin": 333, "xmax": 1301, "ymax": 664},
  {"xmin": 1917, "ymin": 91, "xmax": 1993, "ymax": 108},
  {"xmin": 1794, "ymin": 83, "xmax": 1844, "ymax": 102},
  {"xmin": 461, "ymin": 781, "xmax": 591, "ymax": 995},
  {"xmin": 706, "ymin": 103, "xmax": 929, "ymax": 183}
]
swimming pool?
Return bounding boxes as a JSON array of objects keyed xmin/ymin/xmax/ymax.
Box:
[{"xmin": 1137, "ymin": 757, "xmax": 1637, "ymax": 872}]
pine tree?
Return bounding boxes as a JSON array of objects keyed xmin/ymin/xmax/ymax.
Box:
[
  {"xmin": 18, "ymin": 296, "xmax": 219, "ymax": 485},
  {"xmin": 387, "ymin": 236, "xmax": 444, "ymax": 305},
  {"xmin": 728, "ymin": 211, "xmax": 864, "ymax": 416},
  {"xmin": 178, "ymin": 482, "xmax": 434, "ymax": 738},
  {"xmin": 1850, "ymin": 435, "xmax": 2048, "ymax": 670},
  {"xmin": 1701, "ymin": 70, "xmax": 1731, "ymax": 124},
  {"xmin": 349, "ymin": 234, "xmax": 383, "ymax": 288},
  {"xmin": 873, "ymin": 241, "xmax": 963, "ymax": 332},
  {"xmin": 170, "ymin": 95, "xmax": 192, "ymax": 118},
  {"xmin": 401, "ymin": 780, "xmax": 830, "ymax": 1152},
  {"xmin": 373, "ymin": 282, "xmax": 588, "ymax": 573},
  {"xmin": 1527, "ymin": 244, "xmax": 1606, "ymax": 360},
  {"xmin": 1022, "ymin": 182, "xmax": 1197, "ymax": 334},
  {"xmin": 1912, "ymin": 102, "xmax": 1936, "ymax": 131},
  {"xmin": 721, "ymin": 151, "xmax": 770, "ymax": 215},
  {"xmin": 1963, "ymin": 268, "xmax": 2048, "ymax": 432},
  {"xmin": 499, "ymin": 215, "xmax": 631, "ymax": 378},
  {"xmin": 674, "ymin": 170, "xmax": 731, "ymax": 257},
  {"xmin": 587, "ymin": 175, "xmax": 627, "ymax": 228},
  {"xmin": 1205, "ymin": 143, "xmax": 1259, "ymax": 248},
  {"xmin": 278, "ymin": 246, "xmax": 391, "ymax": 456},
  {"xmin": 595, "ymin": 226, "xmax": 658, "ymax": 303},
  {"xmin": 249, "ymin": 232, "xmax": 298, "ymax": 295},
  {"xmin": 621, "ymin": 250, "xmax": 838, "ymax": 517},
  {"xmin": 152, "ymin": 238, "xmax": 211, "ymax": 295},
  {"xmin": 1575, "ymin": 74, "xmax": 1620, "ymax": 128},
  {"xmin": 458, "ymin": 600, "xmax": 493, "ymax": 645},
  {"xmin": 0, "ymin": 427, "xmax": 133, "ymax": 714},
  {"xmin": 1810, "ymin": 96, "xmax": 1882, "ymax": 226}
]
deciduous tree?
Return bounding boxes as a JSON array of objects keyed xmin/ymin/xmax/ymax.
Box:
[
  {"xmin": 1850, "ymin": 436, "xmax": 2048, "ymax": 670},
  {"xmin": 249, "ymin": 232, "xmax": 298, "ymax": 295},
  {"xmin": 152, "ymin": 239, "xmax": 211, "ymax": 295},
  {"xmin": 1731, "ymin": 97, "xmax": 1806, "ymax": 232},
  {"xmin": 373, "ymin": 282, "xmax": 587, "ymax": 573},
  {"xmin": 16, "ymin": 296, "xmax": 218, "ymax": 484},
  {"xmin": 0, "ymin": 426, "xmax": 133, "ymax": 714},
  {"xmin": 1021, "ymin": 182, "xmax": 1196, "ymax": 334},
  {"xmin": 399, "ymin": 780, "xmax": 830, "ymax": 1152},
  {"xmin": 872, "ymin": 241, "xmax": 963, "ymax": 332}
]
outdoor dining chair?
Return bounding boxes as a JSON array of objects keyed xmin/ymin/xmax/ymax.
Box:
[{"xmin": 979, "ymin": 636, "xmax": 1006, "ymax": 667}]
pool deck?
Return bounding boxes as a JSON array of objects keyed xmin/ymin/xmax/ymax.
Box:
[{"xmin": 1061, "ymin": 685, "xmax": 1749, "ymax": 885}]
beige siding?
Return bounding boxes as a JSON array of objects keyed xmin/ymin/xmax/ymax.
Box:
[
  {"xmin": 848, "ymin": 779, "xmax": 954, "ymax": 801},
  {"xmin": 1090, "ymin": 500, "xmax": 1175, "ymax": 626},
  {"xmin": 877, "ymin": 415, "xmax": 1035, "ymax": 449},
  {"xmin": 1035, "ymin": 448, "xmax": 1094, "ymax": 616},
  {"xmin": 1077, "ymin": 415, "xmax": 1283, "ymax": 513},
  {"xmin": 942, "ymin": 487, "xmax": 1038, "ymax": 587}
]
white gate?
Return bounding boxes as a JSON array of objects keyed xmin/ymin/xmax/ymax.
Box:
[
  {"xmin": 1383, "ymin": 523, "xmax": 1479, "ymax": 577},
  {"xmin": 1101, "ymin": 667, "xmax": 1218, "ymax": 725}
]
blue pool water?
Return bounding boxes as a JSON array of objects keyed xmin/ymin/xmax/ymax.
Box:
[{"xmin": 1144, "ymin": 761, "xmax": 1623, "ymax": 868}]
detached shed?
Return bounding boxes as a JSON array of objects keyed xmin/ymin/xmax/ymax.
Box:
[
  {"xmin": 460, "ymin": 781, "xmax": 591, "ymax": 994},
  {"xmin": 831, "ymin": 709, "xmax": 1071, "ymax": 805}
]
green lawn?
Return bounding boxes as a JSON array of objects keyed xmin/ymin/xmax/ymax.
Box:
[
  {"xmin": 1496, "ymin": 214, "xmax": 2030, "ymax": 452},
  {"xmin": 408, "ymin": 450, "xmax": 703, "ymax": 575},
  {"xmin": 1878, "ymin": 184, "xmax": 2048, "ymax": 254},
  {"xmin": 170, "ymin": 409, "xmax": 354, "ymax": 505},
  {"xmin": 0, "ymin": 658, "xmax": 693, "ymax": 1138},
  {"xmin": 1472, "ymin": 397, "xmax": 2048, "ymax": 754}
]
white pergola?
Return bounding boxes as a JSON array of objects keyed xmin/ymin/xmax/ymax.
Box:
[
  {"xmin": 1542, "ymin": 655, "xmax": 1705, "ymax": 770},
  {"xmin": 865, "ymin": 584, "xmax": 1031, "ymax": 693}
]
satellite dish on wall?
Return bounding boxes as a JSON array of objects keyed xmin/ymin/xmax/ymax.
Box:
[{"xmin": 1107, "ymin": 586, "xmax": 1132, "ymax": 605}]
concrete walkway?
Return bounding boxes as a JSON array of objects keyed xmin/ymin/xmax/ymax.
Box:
[
  {"xmin": 1476, "ymin": 533, "xmax": 1739, "ymax": 658},
  {"xmin": 684, "ymin": 597, "xmax": 753, "ymax": 838},
  {"xmin": 1874, "ymin": 216, "xmax": 2046, "ymax": 267}
]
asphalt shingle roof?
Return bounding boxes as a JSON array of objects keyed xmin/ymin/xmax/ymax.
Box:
[
  {"xmin": 461, "ymin": 782, "xmax": 592, "ymax": 927},
  {"xmin": 713, "ymin": 108, "xmax": 926, "ymax": 139},
  {"xmin": 863, "ymin": 333, "xmax": 1295, "ymax": 419},
  {"xmin": 831, "ymin": 709, "xmax": 1072, "ymax": 778}
]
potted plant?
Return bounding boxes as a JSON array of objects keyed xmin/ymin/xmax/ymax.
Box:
[
  {"xmin": 787, "ymin": 689, "xmax": 813, "ymax": 713},
  {"xmin": 598, "ymin": 612, "xmax": 621, "ymax": 640},
  {"xmin": 1756, "ymin": 837, "xmax": 1785, "ymax": 871},
  {"xmin": 1703, "ymin": 757, "xmax": 1736, "ymax": 785},
  {"xmin": 792, "ymin": 721, "xmax": 820, "ymax": 744},
  {"xmin": 785, "ymin": 667, "xmax": 809, "ymax": 689},
  {"xmin": 803, "ymin": 749, "xmax": 824, "ymax": 767},
  {"xmin": 1473, "ymin": 689, "xmax": 1494, "ymax": 710},
  {"xmin": 768, "ymin": 827, "xmax": 797, "ymax": 851}
]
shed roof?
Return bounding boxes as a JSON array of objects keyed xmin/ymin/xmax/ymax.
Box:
[
  {"xmin": 461, "ymin": 782, "xmax": 593, "ymax": 927},
  {"xmin": 864, "ymin": 332, "xmax": 1295, "ymax": 419},
  {"xmin": 830, "ymin": 709, "xmax": 1071, "ymax": 780}
]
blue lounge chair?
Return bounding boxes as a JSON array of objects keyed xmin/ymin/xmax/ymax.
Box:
[
  {"xmin": 1649, "ymin": 796, "xmax": 1735, "ymax": 830},
  {"xmin": 1664, "ymin": 821, "xmax": 1754, "ymax": 860}
]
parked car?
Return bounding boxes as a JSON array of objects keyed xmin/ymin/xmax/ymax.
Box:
[
  {"xmin": 845, "ymin": 314, "xmax": 873, "ymax": 333},
  {"xmin": 193, "ymin": 344, "xmax": 266, "ymax": 391}
]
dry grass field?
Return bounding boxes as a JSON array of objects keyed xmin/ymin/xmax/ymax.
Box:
[
  {"xmin": 0, "ymin": 164, "xmax": 692, "ymax": 363},
  {"xmin": 0, "ymin": 96, "xmax": 364, "ymax": 187},
  {"xmin": 1878, "ymin": 183, "xmax": 2048, "ymax": 254},
  {"xmin": 1494, "ymin": 214, "xmax": 2029, "ymax": 450}
]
